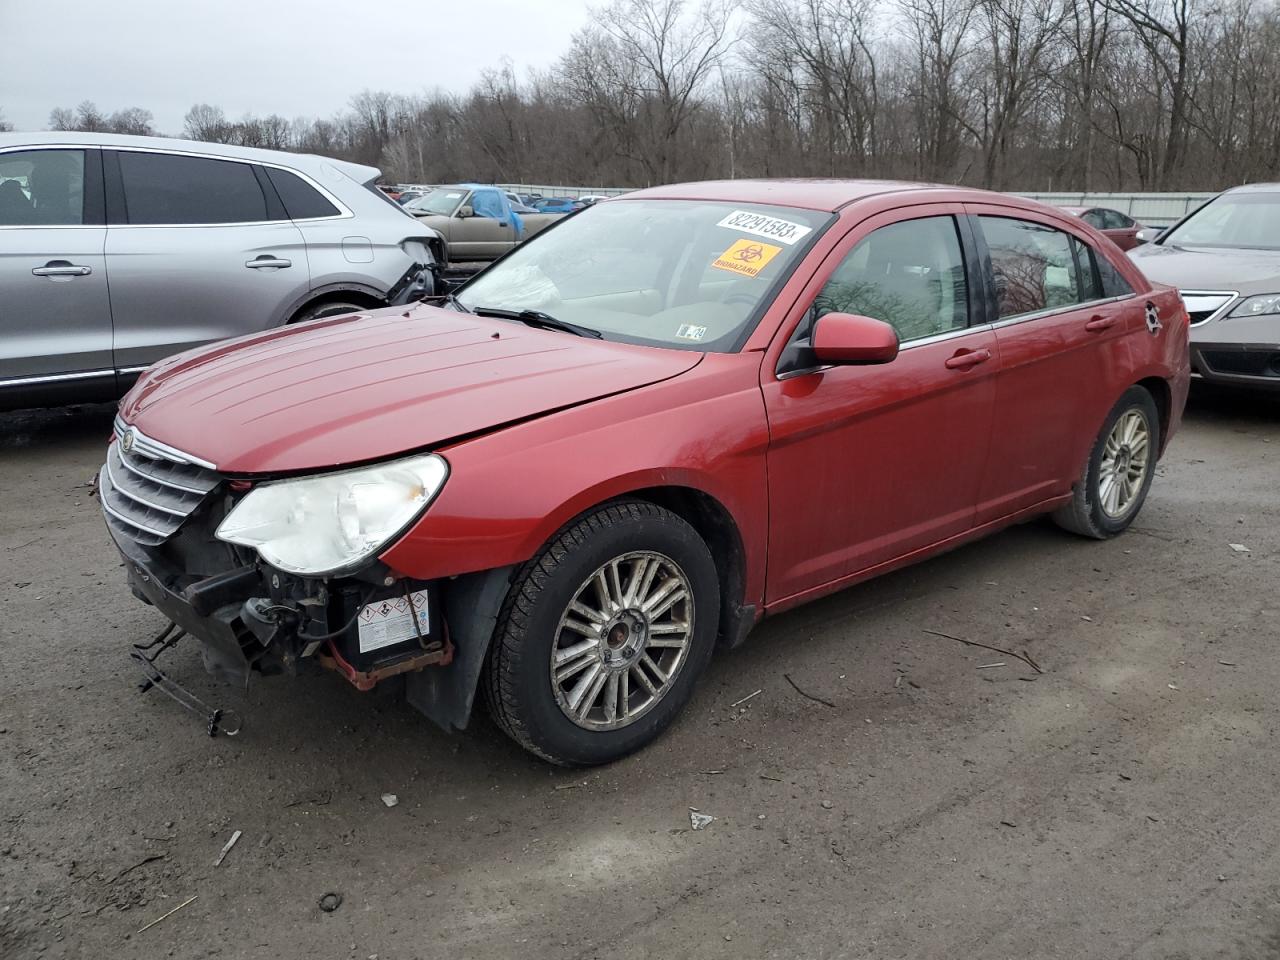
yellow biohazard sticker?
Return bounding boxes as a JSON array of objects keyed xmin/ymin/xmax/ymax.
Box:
[{"xmin": 711, "ymin": 238, "xmax": 783, "ymax": 278}]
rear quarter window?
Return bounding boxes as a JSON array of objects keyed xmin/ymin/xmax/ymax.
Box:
[{"xmin": 266, "ymin": 167, "xmax": 340, "ymax": 219}]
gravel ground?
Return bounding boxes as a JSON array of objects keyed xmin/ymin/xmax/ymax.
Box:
[{"xmin": 1, "ymin": 385, "xmax": 1277, "ymax": 960}]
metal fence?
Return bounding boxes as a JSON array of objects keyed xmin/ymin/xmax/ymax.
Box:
[
  {"xmin": 403, "ymin": 180, "xmax": 1215, "ymax": 225},
  {"xmin": 494, "ymin": 183, "xmax": 634, "ymax": 199}
]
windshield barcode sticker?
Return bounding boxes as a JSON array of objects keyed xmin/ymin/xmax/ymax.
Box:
[
  {"xmin": 716, "ymin": 210, "xmax": 812, "ymax": 245},
  {"xmin": 357, "ymin": 590, "xmax": 430, "ymax": 653}
]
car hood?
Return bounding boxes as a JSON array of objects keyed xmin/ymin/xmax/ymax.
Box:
[
  {"xmin": 119, "ymin": 304, "xmax": 703, "ymax": 475},
  {"xmin": 1129, "ymin": 243, "xmax": 1280, "ymax": 293}
]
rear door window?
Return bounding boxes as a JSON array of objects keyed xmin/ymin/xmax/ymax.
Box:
[
  {"xmin": 979, "ymin": 216, "xmax": 1086, "ymax": 318},
  {"xmin": 118, "ymin": 152, "xmax": 269, "ymax": 224},
  {"xmin": 265, "ymin": 167, "xmax": 340, "ymax": 219},
  {"xmin": 0, "ymin": 149, "xmax": 86, "ymax": 226}
]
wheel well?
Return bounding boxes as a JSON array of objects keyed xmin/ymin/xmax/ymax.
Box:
[
  {"xmin": 626, "ymin": 486, "xmax": 752, "ymax": 649},
  {"xmin": 287, "ymin": 290, "xmax": 384, "ymax": 324},
  {"xmin": 1136, "ymin": 376, "xmax": 1172, "ymax": 448}
]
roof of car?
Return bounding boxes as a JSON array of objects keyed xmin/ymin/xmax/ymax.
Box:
[
  {"xmin": 0, "ymin": 131, "xmax": 380, "ymax": 184},
  {"xmin": 1058, "ymin": 206, "xmax": 1090, "ymax": 215},
  {"xmin": 621, "ymin": 178, "xmax": 1026, "ymax": 213},
  {"xmin": 1226, "ymin": 182, "xmax": 1280, "ymax": 194}
]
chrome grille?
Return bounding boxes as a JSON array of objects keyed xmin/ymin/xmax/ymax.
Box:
[
  {"xmin": 99, "ymin": 419, "xmax": 220, "ymax": 546},
  {"xmin": 1181, "ymin": 291, "xmax": 1237, "ymax": 326}
]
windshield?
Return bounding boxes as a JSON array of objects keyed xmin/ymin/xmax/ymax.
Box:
[
  {"xmin": 1161, "ymin": 193, "xmax": 1280, "ymax": 250},
  {"xmin": 456, "ymin": 199, "xmax": 830, "ymax": 351},
  {"xmin": 405, "ymin": 188, "xmax": 467, "ymax": 217}
]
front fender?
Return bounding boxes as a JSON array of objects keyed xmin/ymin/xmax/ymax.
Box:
[{"xmin": 378, "ymin": 353, "xmax": 771, "ymax": 608}]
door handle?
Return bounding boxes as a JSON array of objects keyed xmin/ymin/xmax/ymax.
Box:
[
  {"xmin": 944, "ymin": 348, "xmax": 991, "ymax": 370},
  {"xmin": 245, "ymin": 256, "xmax": 292, "ymax": 269},
  {"xmin": 1085, "ymin": 314, "xmax": 1117, "ymax": 332},
  {"xmin": 32, "ymin": 261, "xmax": 92, "ymax": 278}
]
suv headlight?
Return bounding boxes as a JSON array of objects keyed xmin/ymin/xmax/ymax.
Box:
[
  {"xmin": 216, "ymin": 454, "xmax": 448, "ymax": 576},
  {"xmin": 1229, "ymin": 294, "xmax": 1280, "ymax": 318}
]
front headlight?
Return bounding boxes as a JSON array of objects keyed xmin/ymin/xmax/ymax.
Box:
[
  {"xmin": 216, "ymin": 454, "xmax": 448, "ymax": 576},
  {"xmin": 1229, "ymin": 293, "xmax": 1280, "ymax": 318}
]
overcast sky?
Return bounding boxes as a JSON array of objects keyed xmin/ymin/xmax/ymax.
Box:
[{"xmin": 0, "ymin": 0, "xmax": 594, "ymax": 133}]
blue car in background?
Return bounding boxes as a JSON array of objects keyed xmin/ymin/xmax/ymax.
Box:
[{"xmin": 532, "ymin": 197, "xmax": 584, "ymax": 213}]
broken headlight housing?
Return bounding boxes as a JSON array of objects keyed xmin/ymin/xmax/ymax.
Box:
[{"xmin": 216, "ymin": 454, "xmax": 448, "ymax": 576}]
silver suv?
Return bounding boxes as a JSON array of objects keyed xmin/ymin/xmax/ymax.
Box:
[{"xmin": 0, "ymin": 133, "xmax": 445, "ymax": 410}]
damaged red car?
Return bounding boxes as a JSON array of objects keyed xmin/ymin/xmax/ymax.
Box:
[{"xmin": 100, "ymin": 180, "xmax": 1190, "ymax": 765}]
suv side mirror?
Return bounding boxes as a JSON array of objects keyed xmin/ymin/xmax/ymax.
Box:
[
  {"xmin": 812, "ymin": 312, "xmax": 899, "ymax": 365},
  {"xmin": 457, "ymin": 205, "xmax": 474, "ymax": 219},
  {"xmin": 1134, "ymin": 227, "xmax": 1157, "ymax": 245}
]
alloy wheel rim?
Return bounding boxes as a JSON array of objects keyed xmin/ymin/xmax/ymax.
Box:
[
  {"xmin": 1099, "ymin": 409, "xmax": 1151, "ymax": 519},
  {"xmin": 550, "ymin": 551, "xmax": 694, "ymax": 731}
]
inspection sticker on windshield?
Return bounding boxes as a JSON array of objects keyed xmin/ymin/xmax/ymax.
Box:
[
  {"xmin": 711, "ymin": 238, "xmax": 783, "ymax": 278},
  {"xmin": 716, "ymin": 210, "xmax": 812, "ymax": 245},
  {"xmin": 676, "ymin": 324, "xmax": 708, "ymax": 341},
  {"xmin": 357, "ymin": 590, "xmax": 430, "ymax": 653}
]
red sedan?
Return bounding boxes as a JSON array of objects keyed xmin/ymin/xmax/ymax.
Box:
[
  {"xmin": 1059, "ymin": 205, "xmax": 1148, "ymax": 251},
  {"xmin": 101, "ymin": 180, "xmax": 1190, "ymax": 765}
]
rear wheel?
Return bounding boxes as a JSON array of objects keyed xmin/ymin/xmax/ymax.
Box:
[
  {"xmin": 483, "ymin": 500, "xmax": 719, "ymax": 766},
  {"xmin": 1053, "ymin": 386, "xmax": 1159, "ymax": 539}
]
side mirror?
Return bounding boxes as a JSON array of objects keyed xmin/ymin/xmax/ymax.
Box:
[
  {"xmin": 1134, "ymin": 228, "xmax": 1157, "ymax": 245},
  {"xmin": 812, "ymin": 312, "xmax": 899, "ymax": 365},
  {"xmin": 457, "ymin": 205, "xmax": 474, "ymax": 219}
]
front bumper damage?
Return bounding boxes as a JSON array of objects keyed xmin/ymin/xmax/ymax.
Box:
[
  {"xmin": 97, "ymin": 428, "xmax": 497, "ymax": 735},
  {"xmin": 107, "ymin": 519, "xmax": 452, "ymax": 691}
]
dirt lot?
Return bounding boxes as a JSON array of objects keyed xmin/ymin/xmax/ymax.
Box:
[{"xmin": 1, "ymin": 386, "xmax": 1278, "ymax": 960}]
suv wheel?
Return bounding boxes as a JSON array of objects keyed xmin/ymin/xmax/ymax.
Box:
[
  {"xmin": 290, "ymin": 300, "xmax": 370, "ymax": 324},
  {"xmin": 483, "ymin": 500, "xmax": 719, "ymax": 766}
]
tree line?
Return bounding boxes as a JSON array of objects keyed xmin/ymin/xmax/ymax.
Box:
[{"xmin": 14, "ymin": 0, "xmax": 1280, "ymax": 192}]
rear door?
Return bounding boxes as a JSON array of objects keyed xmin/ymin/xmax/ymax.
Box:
[
  {"xmin": 761, "ymin": 206, "xmax": 999, "ymax": 603},
  {"xmin": 104, "ymin": 149, "xmax": 310, "ymax": 373},
  {"xmin": 966, "ymin": 206, "xmax": 1141, "ymax": 522},
  {"xmin": 0, "ymin": 146, "xmax": 114, "ymax": 393}
]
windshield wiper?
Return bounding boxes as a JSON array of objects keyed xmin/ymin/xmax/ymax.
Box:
[{"xmin": 470, "ymin": 307, "xmax": 602, "ymax": 339}]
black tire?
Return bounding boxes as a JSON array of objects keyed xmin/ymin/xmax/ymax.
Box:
[
  {"xmin": 290, "ymin": 300, "xmax": 371, "ymax": 325},
  {"xmin": 1053, "ymin": 385, "xmax": 1160, "ymax": 539},
  {"xmin": 483, "ymin": 500, "xmax": 720, "ymax": 766}
]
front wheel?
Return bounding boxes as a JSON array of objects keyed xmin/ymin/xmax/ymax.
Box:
[
  {"xmin": 483, "ymin": 500, "xmax": 719, "ymax": 766},
  {"xmin": 1053, "ymin": 385, "xmax": 1160, "ymax": 539}
]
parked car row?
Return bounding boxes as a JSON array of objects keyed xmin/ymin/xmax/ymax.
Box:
[{"xmin": 1, "ymin": 129, "xmax": 1273, "ymax": 768}]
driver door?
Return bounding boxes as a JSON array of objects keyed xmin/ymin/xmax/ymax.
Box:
[
  {"xmin": 760, "ymin": 206, "xmax": 999, "ymax": 605},
  {"xmin": 450, "ymin": 189, "xmax": 516, "ymax": 260}
]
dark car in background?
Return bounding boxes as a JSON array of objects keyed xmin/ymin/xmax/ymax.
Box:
[
  {"xmin": 1060, "ymin": 206, "xmax": 1147, "ymax": 251},
  {"xmin": 1129, "ymin": 184, "xmax": 1280, "ymax": 391}
]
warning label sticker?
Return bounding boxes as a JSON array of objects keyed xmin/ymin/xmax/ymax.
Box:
[
  {"xmin": 711, "ymin": 238, "xmax": 783, "ymax": 278},
  {"xmin": 357, "ymin": 590, "xmax": 430, "ymax": 653}
]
